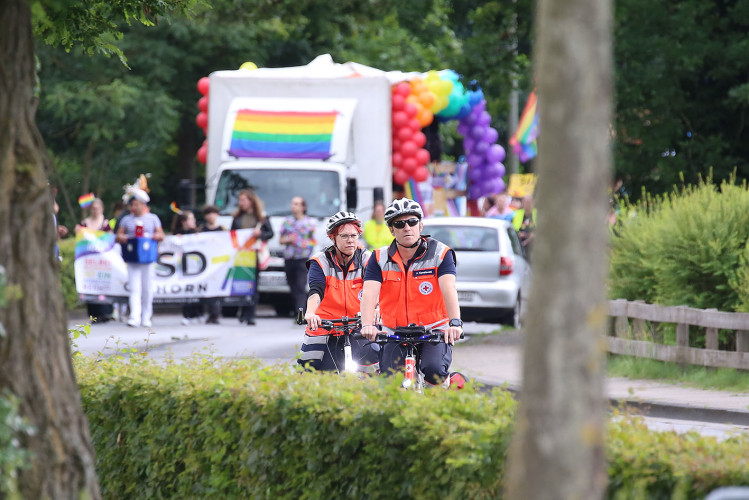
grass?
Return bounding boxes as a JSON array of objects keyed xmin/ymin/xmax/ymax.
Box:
[{"xmin": 608, "ymin": 354, "xmax": 749, "ymax": 392}]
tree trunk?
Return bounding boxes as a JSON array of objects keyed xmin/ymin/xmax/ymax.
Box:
[
  {"xmin": 505, "ymin": 0, "xmax": 612, "ymax": 498},
  {"xmin": 0, "ymin": 1, "xmax": 101, "ymax": 498}
]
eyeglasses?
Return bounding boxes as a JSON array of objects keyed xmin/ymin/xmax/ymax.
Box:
[
  {"xmin": 391, "ymin": 218, "xmax": 420, "ymax": 229},
  {"xmin": 337, "ymin": 233, "xmax": 359, "ymax": 241}
]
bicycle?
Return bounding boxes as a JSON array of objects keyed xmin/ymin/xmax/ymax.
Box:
[
  {"xmin": 358, "ymin": 324, "xmax": 464, "ymax": 392},
  {"xmin": 296, "ymin": 309, "xmax": 378, "ymax": 375}
]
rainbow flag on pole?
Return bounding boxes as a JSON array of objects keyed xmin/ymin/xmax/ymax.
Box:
[
  {"xmin": 228, "ymin": 109, "xmax": 339, "ymax": 160},
  {"xmin": 78, "ymin": 192, "xmax": 95, "ymax": 209},
  {"xmin": 509, "ymin": 90, "xmax": 539, "ymax": 163}
]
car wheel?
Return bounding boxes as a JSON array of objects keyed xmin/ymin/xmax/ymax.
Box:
[{"xmin": 505, "ymin": 293, "xmax": 522, "ymax": 329}]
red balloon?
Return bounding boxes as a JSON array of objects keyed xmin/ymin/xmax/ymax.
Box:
[
  {"xmin": 415, "ymin": 148, "xmax": 431, "ymax": 166},
  {"xmin": 392, "ymin": 111, "xmax": 409, "ymax": 128},
  {"xmin": 392, "ymin": 94, "xmax": 406, "ymax": 111},
  {"xmin": 392, "ymin": 137, "xmax": 402, "ymax": 151},
  {"xmin": 402, "ymin": 157, "xmax": 418, "ymax": 173},
  {"xmin": 397, "ymin": 126, "xmax": 413, "ymax": 142},
  {"xmin": 408, "ymin": 118, "xmax": 421, "ymax": 132},
  {"xmin": 196, "ymin": 112, "xmax": 208, "ymax": 129},
  {"xmin": 198, "ymin": 96, "xmax": 209, "ymax": 112},
  {"xmin": 197, "ymin": 77, "xmax": 210, "ymax": 96},
  {"xmin": 413, "ymin": 166, "xmax": 429, "ymax": 182},
  {"xmin": 392, "ymin": 152, "xmax": 403, "ymax": 168},
  {"xmin": 393, "ymin": 169, "xmax": 409, "ymax": 185},
  {"xmin": 394, "ymin": 82, "xmax": 411, "ymax": 98},
  {"xmin": 196, "ymin": 145, "xmax": 207, "ymax": 164},
  {"xmin": 401, "ymin": 141, "xmax": 418, "ymax": 158},
  {"xmin": 413, "ymin": 131, "xmax": 427, "ymax": 148},
  {"xmin": 404, "ymin": 103, "xmax": 418, "ymax": 118}
]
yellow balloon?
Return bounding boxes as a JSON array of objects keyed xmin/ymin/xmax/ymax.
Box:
[{"xmin": 240, "ymin": 61, "xmax": 258, "ymax": 70}]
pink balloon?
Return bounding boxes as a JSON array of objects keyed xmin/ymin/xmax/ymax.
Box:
[
  {"xmin": 397, "ymin": 127, "xmax": 413, "ymax": 142},
  {"xmin": 402, "ymin": 157, "xmax": 418, "ymax": 173},
  {"xmin": 392, "ymin": 93, "xmax": 406, "ymax": 111},
  {"xmin": 393, "ymin": 169, "xmax": 409, "ymax": 185},
  {"xmin": 394, "ymin": 82, "xmax": 412, "ymax": 98},
  {"xmin": 392, "ymin": 111, "xmax": 409, "ymax": 128},
  {"xmin": 401, "ymin": 141, "xmax": 418, "ymax": 158},
  {"xmin": 198, "ymin": 96, "xmax": 208, "ymax": 112},
  {"xmin": 392, "ymin": 152, "xmax": 403, "ymax": 168},
  {"xmin": 196, "ymin": 112, "xmax": 208, "ymax": 129},
  {"xmin": 415, "ymin": 148, "xmax": 430, "ymax": 166},
  {"xmin": 413, "ymin": 167, "xmax": 429, "ymax": 182},
  {"xmin": 405, "ymin": 103, "xmax": 418, "ymax": 118},
  {"xmin": 197, "ymin": 77, "xmax": 210, "ymax": 96},
  {"xmin": 408, "ymin": 118, "xmax": 422, "ymax": 132},
  {"xmin": 196, "ymin": 145, "xmax": 207, "ymax": 164},
  {"xmin": 413, "ymin": 131, "xmax": 427, "ymax": 148}
]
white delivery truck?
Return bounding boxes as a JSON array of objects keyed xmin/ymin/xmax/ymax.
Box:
[{"xmin": 205, "ymin": 55, "xmax": 393, "ymax": 315}]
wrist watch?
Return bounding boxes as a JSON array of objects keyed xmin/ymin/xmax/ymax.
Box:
[{"xmin": 449, "ymin": 318, "xmax": 463, "ymax": 328}]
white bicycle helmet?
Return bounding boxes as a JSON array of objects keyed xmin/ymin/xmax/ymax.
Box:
[
  {"xmin": 384, "ymin": 198, "xmax": 424, "ymax": 226},
  {"xmin": 326, "ymin": 211, "xmax": 361, "ymax": 234}
]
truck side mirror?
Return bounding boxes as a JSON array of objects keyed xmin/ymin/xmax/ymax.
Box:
[{"xmin": 346, "ymin": 179, "xmax": 358, "ymax": 212}]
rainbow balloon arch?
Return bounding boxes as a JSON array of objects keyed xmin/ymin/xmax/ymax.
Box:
[
  {"xmin": 390, "ymin": 70, "xmax": 506, "ymax": 200},
  {"xmin": 195, "ymin": 63, "xmax": 513, "ymax": 202}
]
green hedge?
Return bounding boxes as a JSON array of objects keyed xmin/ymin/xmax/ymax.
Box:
[
  {"xmin": 75, "ymin": 357, "xmax": 749, "ymax": 499},
  {"xmin": 610, "ymin": 178, "xmax": 749, "ymax": 311}
]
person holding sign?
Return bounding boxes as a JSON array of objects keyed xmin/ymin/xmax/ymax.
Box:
[{"xmin": 115, "ymin": 188, "xmax": 165, "ymax": 328}]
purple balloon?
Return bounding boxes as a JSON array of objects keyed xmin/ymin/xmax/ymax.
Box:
[
  {"xmin": 471, "ymin": 125, "xmax": 486, "ymax": 140},
  {"xmin": 469, "ymin": 167, "xmax": 484, "ymax": 183},
  {"xmin": 463, "ymin": 137, "xmax": 476, "ymax": 153},
  {"xmin": 483, "ymin": 127, "xmax": 499, "ymax": 144},
  {"xmin": 474, "ymin": 141, "xmax": 490, "ymax": 155},
  {"xmin": 469, "ymin": 186, "xmax": 482, "ymax": 200},
  {"xmin": 477, "ymin": 111, "xmax": 491, "ymax": 127},
  {"xmin": 463, "ymin": 112, "xmax": 478, "ymax": 126},
  {"xmin": 467, "ymin": 152, "xmax": 483, "ymax": 168},
  {"xmin": 474, "ymin": 100, "xmax": 487, "ymax": 114},
  {"xmin": 486, "ymin": 144, "xmax": 505, "ymax": 163},
  {"xmin": 495, "ymin": 178, "xmax": 506, "ymax": 193},
  {"xmin": 495, "ymin": 162, "xmax": 506, "ymax": 178},
  {"xmin": 456, "ymin": 122, "xmax": 469, "ymax": 136}
]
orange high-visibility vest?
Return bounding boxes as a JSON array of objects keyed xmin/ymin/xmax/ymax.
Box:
[
  {"xmin": 374, "ymin": 238, "xmax": 454, "ymax": 329},
  {"xmin": 305, "ymin": 247, "xmax": 371, "ymax": 336}
]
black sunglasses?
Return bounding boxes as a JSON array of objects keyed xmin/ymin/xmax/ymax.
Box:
[{"xmin": 392, "ymin": 218, "xmax": 420, "ymax": 229}]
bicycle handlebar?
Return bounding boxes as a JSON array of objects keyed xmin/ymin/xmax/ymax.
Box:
[
  {"xmin": 296, "ymin": 308, "xmax": 361, "ymax": 332},
  {"xmin": 353, "ymin": 324, "xmax": 464, "ymax": 345}
]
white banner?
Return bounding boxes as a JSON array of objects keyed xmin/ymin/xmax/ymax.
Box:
[{"xmin": 74, "ymin": 229, "xmax": 259, "ymax": 303}]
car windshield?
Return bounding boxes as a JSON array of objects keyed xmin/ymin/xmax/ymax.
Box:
[
  {"xmin": 214, "ymin": 169, "xmax": 340, "ymax": 218},
  {"xmin": 427, "ymin": 225, "xmax": 499, "ymax": 251}
]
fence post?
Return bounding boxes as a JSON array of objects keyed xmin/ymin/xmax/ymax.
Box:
[
  {"xmin": 615, "ymin": 316, "xmax": 630, "ymax": 339},
  {"xmin": 676, "ymin": 322, "xmax": 689, "ymax": 347},
  {"xmin": 704, "ymin": 308, "xmax": 719, "ymax": 350},
  {"xmin": 737, "ymin": 330, "xmax": 749, "ymax": 353}
]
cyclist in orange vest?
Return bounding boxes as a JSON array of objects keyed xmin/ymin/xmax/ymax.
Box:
[
  {"xmin": 360, "ymin": 198, "xmax": 465, "ymax": 388},
  {"xmin": 299, "ymin": 211, "xmax": 379, "ymax": 372}
]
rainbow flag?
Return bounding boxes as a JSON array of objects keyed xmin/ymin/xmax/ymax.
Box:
[
  {"xmin": 509, "ymin": 90, "xmax": 539, "ymax": 163},
  {"xmin": 78, "ymin": 192, "xmax": 95, "ymax": 209},
  {"xmin": 74, "ymin": 230, "xmax": 116, "ymax": 259},
  {"xmin": 228, "ymin": 109, "xmax": 339, "ymax": 160},
  {"xmin": 404, "ymin": 179, "xmax": 424, "ymax": 209}
]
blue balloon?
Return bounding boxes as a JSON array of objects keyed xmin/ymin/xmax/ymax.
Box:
[{"xmin": 456, "ymin": 103, "xmax": 472, "ymax": 120}]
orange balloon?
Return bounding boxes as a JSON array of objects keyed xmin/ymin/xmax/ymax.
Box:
[
  {"xmin": 419, "ymin": 91, "xmax": 435, "ymax": 109},
  {"xmin": 417, "ymin": 108, "xmax": 434, "ymax": 128}
]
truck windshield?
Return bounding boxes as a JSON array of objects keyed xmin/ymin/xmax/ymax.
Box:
[{"xmin": 215, "ymin": 169, "xmax": 341, "ymax": 218}]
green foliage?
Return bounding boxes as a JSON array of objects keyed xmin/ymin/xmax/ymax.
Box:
[
  {"xmin": 613, "ymin": 0, "xmax": 749, "ymax": 198},
  {"xmin": 76, "ymin": 356, "xmax": 749, "ymax": 499},
  {"xmin": 57, "ymin": 238, "xmax": 80, "ymax": 311},
  {"xmin": 0, "ymin": 391, "xmax": 34, "ymax": 498},
  {"xmin": 77, "ymin": 357, "xmax": 514, "ymax": 499},
  {"xmin": 610, "ymin": 178, "xmax": 749, "ymax": 316},
  {"xmin": 608, "ymin": 355, "xmax": 749, "ymax": 392}
]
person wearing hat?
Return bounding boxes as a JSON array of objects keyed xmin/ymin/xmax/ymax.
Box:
[
  {"xmin": 299, "ymin": 211, "xmax": 379, "ymax": 372},
  {"xmin": 359, "ymin": 197, "xmax": 466, "ymax": 389},
  {"xmin": 115, "ymin": 188, "xmax": 165, "ymax": 328}
]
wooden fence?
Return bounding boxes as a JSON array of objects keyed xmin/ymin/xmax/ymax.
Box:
[{"xmin": 607, "ymin": 299, "xmax": 749, "ymax": 370}]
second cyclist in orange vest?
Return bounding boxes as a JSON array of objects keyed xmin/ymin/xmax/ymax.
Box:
[
  {"xmin": 299, "ymin": 211, "xmax": 379, "ymax": 372},
  {"xmin": 360, "ymin": 198, "xmax": 466, "ymax": 388}
]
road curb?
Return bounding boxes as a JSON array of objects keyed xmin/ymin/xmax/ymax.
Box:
[{"xmin": 467, "ymin": 374, "xmax": 749, "ymax": 427}]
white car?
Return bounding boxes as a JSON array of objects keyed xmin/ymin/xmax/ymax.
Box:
[{"xmin": 422, "ymin": 217, "xmax": 531, "ymax": 328}]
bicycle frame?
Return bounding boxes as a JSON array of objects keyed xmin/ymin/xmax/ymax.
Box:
[{"xmin": 297, "ymin": 309, "xmax": 363, "ymax": 374}]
